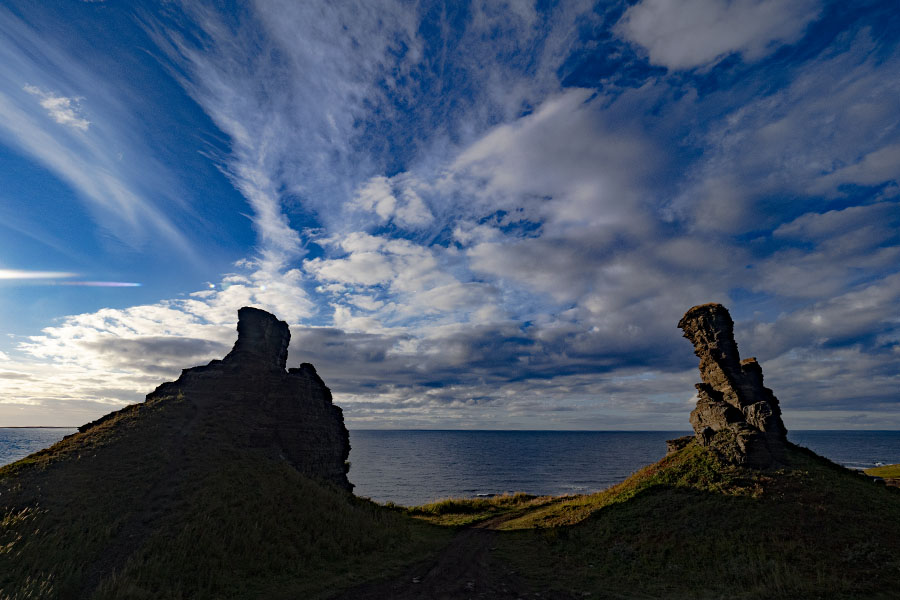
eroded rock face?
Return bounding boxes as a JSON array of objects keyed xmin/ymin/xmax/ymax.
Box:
[
  {"xmin": 147, "ymin": 307, "xmax": 352, "ymax": 490},
  {"xmin": 675, "ymin": 303, "xmax": 787, "ymax": 468}
]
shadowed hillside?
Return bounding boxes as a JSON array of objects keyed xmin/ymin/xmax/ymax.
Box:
[
  {"xmin": 492, "ymin": 441, "xmax": 900, "ymax": 598},
  {"xmin": 0, "ymin": 308, "xmax": 447, "ymax": 599}
]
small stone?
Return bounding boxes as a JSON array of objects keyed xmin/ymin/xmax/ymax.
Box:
[{"xmin": 412, "ymin": 577, "xmax": 421, "ymax": 584}]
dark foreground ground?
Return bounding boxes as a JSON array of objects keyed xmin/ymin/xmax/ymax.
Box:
[
  {"xmin": 3, "ymin": 429, "xmax": 899, "ymax": 599},
  {"xmin": 329, "ymin": 443, "xmax": 900, "ymax": 600},
  {"xmin": 333, "ymin": 513, "xmax": 583, "ymax": 600}
]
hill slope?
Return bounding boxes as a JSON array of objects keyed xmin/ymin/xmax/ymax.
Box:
[
  {"xmin": 493, "ymin": 440, "xmax": 900, "ymax": 598},
  {"xmin": 0, "ymin": 309, "xmax": 448, "ymax": 599}
]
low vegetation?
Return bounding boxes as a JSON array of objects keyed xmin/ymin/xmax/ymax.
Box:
[
  {"xmin": 89, "ymin": 457, "xmax": 448, "ymax": 600},
  {"xmin": 865, "ymin": 463, "xmax": 900, "ymax": 478},
  {"xmin": 495, "ymin": 442, "xmax": 900, "ymax": 599},
  {"xmin": 401, "ymin": 492, "xmax": 559, "ymax": 527},
  {"xmin": 343, "ymin": 441, "xmax": 900, "ymax": 598},
  {"xmin": 0, "ymin": 396, "xmax": 449, "ymax": 600}
]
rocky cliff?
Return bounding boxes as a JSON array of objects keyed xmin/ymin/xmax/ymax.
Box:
[
  {"xmin": 147, "ymin": 306, "xmax": 352, "ymax": 490},
  {"xmin": 669, "ymin": 303, "xmax": 787, "ymax": 468}
]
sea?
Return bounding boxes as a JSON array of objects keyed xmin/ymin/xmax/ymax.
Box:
[{"xmin": 2, "ymin": 428, "xmax": 898, "ymax": 506}]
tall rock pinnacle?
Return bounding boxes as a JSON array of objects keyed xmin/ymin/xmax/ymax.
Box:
[
  {"xmin": 223, "ymin": 306, "xmax": 291, "ymax": 369},
  {"xmin": 675, "ymin": 303, "xmax": 787, "ymax": 467}
]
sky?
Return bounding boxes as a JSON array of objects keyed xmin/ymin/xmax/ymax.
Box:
[{"xmin": 0, "ymin": 0, "xmax": 898, "ymax": 430}]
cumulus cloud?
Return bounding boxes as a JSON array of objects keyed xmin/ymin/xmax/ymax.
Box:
[
  {"xmin": 448, "ymin": 89, "xmax": 656, "ymax": 229},
  {"xmin": 83, "ymin": 337, "xmax": 230, "ymax": 376},
  {"xmin": 352, "ymin": 176, "xmax": 433, "ymax": 228},
  {"xmin": 618, "ymin": 0, "xmax": 822, "ymax": 69},
  {"xmin": 14, "ymin": 262, "xmax": 314, "ymax": 371}
]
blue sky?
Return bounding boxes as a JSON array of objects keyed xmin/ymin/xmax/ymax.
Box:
[{"xmin": 0, "ymin": 0, "xmax": 898, "ymax": 429}]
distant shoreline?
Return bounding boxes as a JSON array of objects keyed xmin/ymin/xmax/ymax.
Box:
[{"xmin": 2, "ymin": 427, "xmax": 900, "ymax": 431}]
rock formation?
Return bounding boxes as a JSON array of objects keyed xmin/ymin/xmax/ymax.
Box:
[
  {"xmin": 81, "ymin": 306, "xmax": 353, "ymax": 490},
  {"xmin": 672, "ymin": 303, "xmax": 787, "ymax": 468}
]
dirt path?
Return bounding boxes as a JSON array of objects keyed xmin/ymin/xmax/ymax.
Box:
[{"xmin": 330, "ymin": 514, "xmax": 579, "ymax": 600}]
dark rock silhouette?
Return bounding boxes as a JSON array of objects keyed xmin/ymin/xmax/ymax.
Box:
[
  {"xmin": 224, "ymin": 306, "xmax": 292, "ymax": 369},
  {"xmin": 76, "ymin": 306, "xmax": 352, "ymax": 490},
  {"xmin": 673, "ymin": 303, "xmax": 787, "ymax": 468},
  {"xmin": 151, "ymin": 306, "xmax": 352, "ymax": 490}
]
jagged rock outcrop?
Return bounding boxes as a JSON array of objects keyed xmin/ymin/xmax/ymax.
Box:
[
  {"xmin": 0, "ymin": 307, "xmax": 359, "ymax": 598},
  {"xmin": 673, "ymin": 303, "xmax": 787, "ymax": 468},
  {"xmin": 136, "ymin": 306, "xmax": 351, "ymax": 490}
]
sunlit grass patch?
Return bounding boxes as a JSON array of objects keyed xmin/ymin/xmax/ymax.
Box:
[
  {"xmin": 401, "ymin": 492, "xmax": 560, "ymax": 527},
  {"xmin": 865, "ymin": 463, "xmax": 900, "ymax": 478}
]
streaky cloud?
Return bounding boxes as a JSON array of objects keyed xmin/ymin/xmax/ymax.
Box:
[{"xmin": 0, "ymin": 269, "xmax": 76, "ymax": 280}]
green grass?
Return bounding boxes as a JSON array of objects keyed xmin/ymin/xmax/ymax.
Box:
[
  {"xmin": 0, "ymin": 394, "xmax": 450, "ymax": 600},
  {"xmin": 865, "ymin": 463, "xmax": 900, "ymax": 478},
  {"xmin": 494, "ymin": 441, "xmax": 900, "ymax": 599},
  {"xmin": 399, "ymin": 492, "xmax": 562, "ymax": 526},
  {"xmin": 89, "ymin": 456, "xmax": 449, "ymax": 600}
]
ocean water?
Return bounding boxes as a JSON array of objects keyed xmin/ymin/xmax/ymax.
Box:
[
  {"xmin": 347, "ymin": 429, "xmax": 900, "ymax": 505},
  {"xmin": 790, "ymin": 430, "xmax": 900, "ymax": 471},
  {"xmin": 0, "ymin": 428, "xmax": 77, "ymax": 466},
  {"xmin": 348, "ymin": 430, "xmax": 686, "ymax": 505},
  {"xmin": 2, "ymin": 428, "xmax": 898, "ymax": 506}
]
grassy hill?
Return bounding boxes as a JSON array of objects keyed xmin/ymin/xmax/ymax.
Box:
[
  {"xmin": 408, "ymin": 440, "xmax": 900, "ymax": 599},
  {"xmin": 0, "ymin": 393, "xmax": 448, "ymax": 600}
]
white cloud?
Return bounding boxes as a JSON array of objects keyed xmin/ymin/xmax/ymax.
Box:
[
  {"xmin": 618, "ymin": 0, "xmax": 822, "ymax": 69},
  {"xmin": 0, "ymin": 269, "xmax": 75, "ymax": 280},
  {"xmin": 448, "ymin": 88, "xmax": 656, "ymax": 232},
  {"xmin": 1, "ymin": 262, "xmax": 317, "ymax": 425},
  {"xmin": 0, "ymin": 8, "xmax": 200, "ymax": 259},
  {"xmin": 810, "ymin": 143, "xmax": 900, "ymax": 195},
  {"xmin": 354, "ymin": 177, "xmax": 397, "ymax": 221},
  {"xmin": 317, "ymin": 234, "xmax": 446, "ymax": 293},
  {"xmin": 394, "ymin": 185, "xmax": 433, "ymax": 227},
  {"xmin": 23, "ymin": 84, "xmax": 90, "ymax": 130},
  {"xmin": 145, "ymin": 0, "xmax": 427, "ymax": 265},
  {"xmin": 671, "ymin": 28, "xmax": 900, "ymax": 234},
  {"xmin": 352, "ymin": 175, "xmax": 433, "ymax": 228}
]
